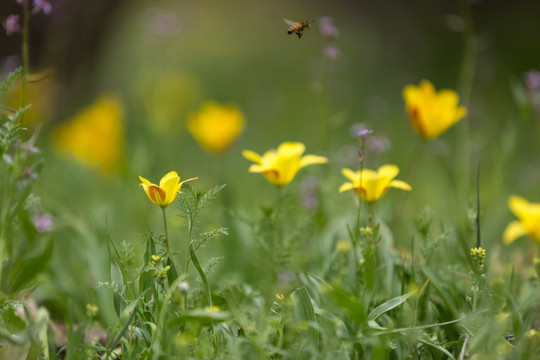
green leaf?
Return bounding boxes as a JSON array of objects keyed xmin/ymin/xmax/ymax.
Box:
[
  {"xmin": 189, "ymin": 243, "xmax": 212, "ymax": 307},
  {"xmin": 110, "ymin": 260, "xmax": 124, "ymax": 316},
  {"xmin": 415, "ymin": 277, "xmax": 432, "ymax": 323},
  {"xmin": 418, "ymin": 338, "xmax": 456, "ymax": 360},
  {"xmin": 167, "ymin": 309, "xmax": 230, "ymax": 327},
  {"xmin": 139, "ymin": 234, "xmax": 156, "ymax": 301},
  {"xmin": 367, "ymin": 293, "xmax": 411, "ymax": 322},
  {"xmin": 0, "ymin": 67, "xmax": 22, "ymax": 101},
  {"xmin": 106, "ymin": 298, "xmax": 139, "ymax": 356},
  {"xmin": 331, "ymin": 289, "xmax": 366, "ymax": 324},
  {"xmin": 290, "ymin": 287, "xmax": 318, "ymax": 343},
  {"xmin": 5, "ymin": 239, "xmax": 54, "ymax": 293}
]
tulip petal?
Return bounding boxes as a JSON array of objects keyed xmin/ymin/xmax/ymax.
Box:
[
  {"xmin": 139, "ymin": 176, "xmax": 152, "ymax": 186},
  {"xmin": 147, "ymin": 184, "xmax": 167, "ymax": 206},
  {"xmin": 248, "ymin": 164, "xmax": 267, "ymax": 173},
  {"xmin": 338, "ymin": 182, "xmax": 355, "ymax": 193},
  {"xmin": 277, "ymin": 142, "xmax": 305, "ymax": 157},
  {"xmin": 159, "ymin": 171, "xmax": 180, "ymax": 188},
  {"xmin": 390, "ymin": 180, "xmax": 412, "ymax": 191},
  {"xmin": 341, "ymin": 168, "xmax": 358, "ymax": 182},
  {"xmin": 503, "ymin": 221, "xmax": 527, "ymax": 244},
  {"xmin": 508, "ymin": 195, "xmax": 530, "ymax": 218},
  {"xmin": 299, "ymin": 155, "xmax": 328, "ymax": 168},
  {"xmin": 180, "ymin": 177, "xmax": 198, "ymax": 186},
  {"xmin": 242, "ymin": 150, "xmax": 262, "ymax": 164},
  {"xmin": 377, "ymin": 164, "xmax": 399, "ymax": 179}
]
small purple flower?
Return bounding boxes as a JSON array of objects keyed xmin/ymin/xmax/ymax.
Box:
[
  {"xmin": 2, "ymin": 154, "xmax": 13, "ymax": 165},
  {"xmin": 525, "ymin": 70, "xmax": 540, "ymax": 93},
  {"xmin": 32, "ymin": 0, "xmax": 52, "ymax": 15},
  {"xmin": 350, "ymin": 123, "xmax": 373, "ymax": 138},
  {"xmin": 34, "ymin": 213, "xmax": 54, "ymax": 233},
  {"xmin": 3, "ymin": 154, "xmax": 13, "ymax": 165},
  {"xmin": 3, "ymin": 15, "xmax": 21, "ymax": 36},
  {"xmin": 323, "ymin": 44, "xmax": 341, "ymax": 60},
  {"xmin": 358, "ymin": 128, "xmax": 374, "ymax": 138},
  {"xmin": 368, "ymin": 136, "xmax": 391, "ymax": 155},
  {"xmin": 318, "ymin": 16, "xmax": 339, "ymax": 38}
]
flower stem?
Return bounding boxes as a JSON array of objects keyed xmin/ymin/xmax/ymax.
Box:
[
  {"xmin": 20, "ymin": 0, "xmax": 30, "ymax": 125},
  {"xmin": 185, "ymin": 212, "xmax": 193, "ymax": 275},
  {"xmin": 276, "ymin": 186, "xmax": 284, "ymax": 249},
  {"xmin": 161, "ymin": 208, "xmax": 170, "ymax": 255}
]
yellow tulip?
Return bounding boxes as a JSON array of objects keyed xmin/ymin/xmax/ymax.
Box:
[
  {"xmin": 339, "ymin": 164, "xmax": 411, "ymax": 203},
  {"xmin": 139, "ymin": 171, "xmax": 197, "ymax": 209},
  {"xmin": 52, "ymin": 94, "xmax": 124, "ymax": 175},
  {"xmin": 242, "ymin": 142, "xmax": 328, "ymax": 187},
  {"xmin": 402, "ymin": 80, "xmax": 467, "ymax": 140},
  {"xmin": 187, "ymin": 101, "xmax": 245, "ymax": 154},
  {"xmin": 503, "ymin": 196, "xmax": 540, "ymax": 244}
]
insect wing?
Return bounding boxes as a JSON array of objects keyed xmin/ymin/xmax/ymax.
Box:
[{"xmin": 283, "ymin": 18, "xmax": 297, "ymax": 26}]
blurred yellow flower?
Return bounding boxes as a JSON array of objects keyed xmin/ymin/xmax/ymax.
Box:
[
  {"xmin": 187, "ymin": 101, "xmax": 245, "ymax": 154},
  {"xmin": 402, "ymin": 80, "xmax": 467, "ymax": 139},
  {"xmin": 339, "ymin": 164, "xmax": 411, "ymax": 203},
  {"xmin": 52, "ymin": 94, "xmax": 124, "ymax": 174},
  {"xmin": 139, "ymin": 171, "xmax": 197, "ymax": 209},
  {"xmin": 242, "ymin": 142, "xmax": 328, "ymax": 187},
  {"xmin": 503, "ymin": 196, "xmax": 540, "ymax": 244},
  {"xmin": 4, "ymin": 70, "xmax": 57, "ymax": 128}
]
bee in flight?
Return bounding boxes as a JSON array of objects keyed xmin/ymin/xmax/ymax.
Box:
[{"xmin": 284, "ymin": 19, "xmax": 312, "ymax": 39}]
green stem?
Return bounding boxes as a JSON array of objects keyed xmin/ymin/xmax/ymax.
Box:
[
  {"xmin": 161, "ymin": 208, "xmax": 170, "ymax": 255},
  {"xmin": 185, "ymin": 213, "xmax": 193, "ymax": 275},
  {"xmin": 20, "ymin": 0, "xmax": 30, "ymax": 125},
  {"xmin": 457, "ymin": 0, "xmax": 477, "ymax": 195},
  {"xmin": 189, "ymin": 244, "xmax": 212, "ymax": 308},
  {"xmin": 189, "ymin": 241, "xmax": 215, "ymax": 340},
  {"xmin": 276, "ymin": 186, "xmax": 284, "ymax": 249}
]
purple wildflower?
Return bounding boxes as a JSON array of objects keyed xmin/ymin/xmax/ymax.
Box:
[
  {"xmin": 525, "ymin": 70, "xmax": 540, "ymax": 93},
  {"xmin": 32, "ymin": 0, "xmax": 52, "ymax": 15},
  {"xmin": 34, "ymin": 213, "xmax": 54, "ymax": 233},
  {"xmin": 318, "ymin": 16, "xmax": 339, "ymax": 38},
  {"xmin": 3, "ymin": 154, "xmax": 13, "ymax": 165},
  {"xmin": 3, "ymin": 15, "xmax": 21, "ymax": 36}
]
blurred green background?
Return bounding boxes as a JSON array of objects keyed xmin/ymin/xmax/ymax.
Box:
[{"xmin": 1, "ymin": 0, "xmax": 540, "ymax": 324}]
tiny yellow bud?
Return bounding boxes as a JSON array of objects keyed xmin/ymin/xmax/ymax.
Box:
[
  {"xmin": 336, "ymin": 239, "xmax": 351, "ymax": 253},
  {"xmin": 360, "ymin": 226, "xmax": 373, "ymax": 235},
  {"xmin": 470, "ymin": 247, "xmax": 486, "ymax": 258},
  {"xmin": 86, "ymin": 303, "xmax": 99, "ymax": 318},
  {"xmin": 205, "ymin": 305, "xmax": 220, "ymax": 313}
]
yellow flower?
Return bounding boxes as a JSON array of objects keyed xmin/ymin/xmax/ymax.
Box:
[
  {"xmin": 402, "ymin": 80, "xmax": 467, "ymax": 139},
  {"xmin": 139, "ymin": 171, "xmax": 197, "ymax": 209},
  {"xmin": 339, "ymin": 165, "xmax": 411, "ymax": 203},
  {"xmin": 187, "ymin": 101, "xmax": 245, "ymax": 154},
  {"xmin": 52, "ymin": 94, "xmax": 124, "ymax": 174},
  {"xmin": 470, "ymin": 247, "xmax": 486, "ymax": 258},
  {"xmin": 503, "ymin": 196, "xmax": 540, "ymax": 244},
  {"xmin": 242, "ymin": 142, "xmax": 328, "ymax": 187},
  {"xmin": 205, "ymin": 305, "xmax": 220, "ymax": 313}
]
